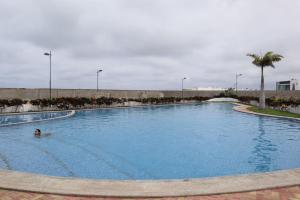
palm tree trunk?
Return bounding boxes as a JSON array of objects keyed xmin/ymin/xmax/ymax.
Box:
[{"xmin": 259, "ymin": 66, "xmax": 266, "ymax": 109}]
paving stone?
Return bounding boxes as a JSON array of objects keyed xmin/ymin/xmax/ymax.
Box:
[{"xmin": 1, "ymin": 186, "xmax": 300, "ymax": 200}]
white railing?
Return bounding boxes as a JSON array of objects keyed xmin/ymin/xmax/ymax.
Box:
[{"xmin": 0, "ymin": 110, "xmax": 76, "ymax": 127}]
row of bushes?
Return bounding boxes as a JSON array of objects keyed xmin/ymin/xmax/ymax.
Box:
[
  {"xmin": 215, "ymin": 93, "xmax": 259, "ymax": 102},
  {"xmin": 0, "ymin": 99, "xmax": 26, "ymax": 107},
  {"xmin": 129, "ymin": 96, "xmax": 210, "ymax": 104},
  {"xmin": 266, "ymin": 97, "xmax": 300, "ymax": 107},
  {"xmin": 30, "ymin": 97, "xmax": 125, "ymax": 107},
  {"xmin": 216, "ymin": 91, "xmax": 300, "ymax": 107},
  {"xmin": 1, "ymin": 96, "xmax": 300, "ymax": 108},
  {"xmin": 0, "ymin": 96, "xmax": 210, "ymax": 108}
]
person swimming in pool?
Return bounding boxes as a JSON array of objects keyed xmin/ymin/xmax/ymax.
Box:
[
  {"xmin": 34, "ymin": 129, "xmax": 51, "ymax": 137},
  {"xmin": 34, "ymin": 129, "xmax": 41, "ymax": 137}
]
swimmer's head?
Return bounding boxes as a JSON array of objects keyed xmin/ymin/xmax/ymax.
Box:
[{"xmin": 34, "ymin": 129, "xmax": 41, "ymax": 136}]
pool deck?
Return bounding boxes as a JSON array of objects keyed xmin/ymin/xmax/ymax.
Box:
[
  {"xmin": 1, "ymin": 186, "xmax": 300, "ymax": 199},
  {"xmin": 1, "ymin": 167, "xmax": 300, "ymax": 198},
  {"xmin": 0, "ymin": 103, "xmax": 300, "ymax": 199}
]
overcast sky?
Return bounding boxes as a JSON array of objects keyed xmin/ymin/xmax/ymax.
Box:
[{"xmin": 0, "ymin": 0, "xmax": 299, "ymax": 90}]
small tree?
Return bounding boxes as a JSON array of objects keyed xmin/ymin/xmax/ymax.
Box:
[{"xmin": 247, "ymin": 52, "xmax": 283, "ymax": 109}]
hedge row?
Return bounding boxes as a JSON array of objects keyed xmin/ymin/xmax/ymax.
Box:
[
  {"xmin": 129, "ymin": 96, "xmax": 210, "ymax": 104},
  {"xmin": 216, "ymin": 92, "xmax": 300, "ymax": 107},
  {"xmin": 0, "ymin": 96, "xmax": 210, "ymax": 108},
  {"xmin": 215, "ymin": 94, "xmax": 259, "ymax": 102},
  {"xmin": 30, "ymin": 97, "xmax": 124, "ymax": 107},
  {"xmin": 0, "ymin": 99, "xmax": 27, "ymax": 107},
  {"xmin": 1, "ymin": 96, "xmax": 300, "ymax": 108},
  {"xmin": 266, "ymin": 97, "xmax": 300, "ymax": 107}
]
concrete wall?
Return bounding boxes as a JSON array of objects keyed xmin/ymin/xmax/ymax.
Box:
[
  {"xmin": 0, "ymin": 88, "xmax": 221, "ymax": 100},
  {"xmin": 0, "ymin": 88, "xmax": 300, "ymax": 100},
  {"xmin": 237, "ymin": 90, "xmax": 300, "ymax": 99}
]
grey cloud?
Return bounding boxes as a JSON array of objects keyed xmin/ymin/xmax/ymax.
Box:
[{"xmin": 0, "ymin": 0, "xmax": 299, "ymax": 90}]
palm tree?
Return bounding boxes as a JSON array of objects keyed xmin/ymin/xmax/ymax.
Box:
[{"xmin": 247, "ymin": 51, "xmax": 283, "ymax": 109}]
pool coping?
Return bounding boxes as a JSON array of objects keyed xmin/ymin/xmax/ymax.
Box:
[
  {"xmin": 0, "ymin": 168, "xmax": 300, "ymax": 197},
  {"xmin": 0, "ymin": 103, "xmax": 300, "ymax": 197}
]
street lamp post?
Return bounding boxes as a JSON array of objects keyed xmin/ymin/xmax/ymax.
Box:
[
  {"xmin": 181, "ymin": 77, "xmax": 187, "ymax": 99},
  {"xmin": 235, "ymin": 73, "xmax": 242, "ymax": 94},
  {"xmin": 44, "ymin": 51, "xmax": 52, "ymax": 99},
  {"xmin": 97, "ymin": 69, "xmax": 103, "ymax": 91}
]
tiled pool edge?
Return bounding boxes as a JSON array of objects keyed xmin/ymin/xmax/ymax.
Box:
[{"xmin": 0, "ymin": 168, "xmax": 300, "ymax": 197}]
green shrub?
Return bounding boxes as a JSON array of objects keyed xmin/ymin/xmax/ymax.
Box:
[
  {"xmin": 80, "ymin": 97, "xmax": 92, "ymax": 105},
  {"xmin": 9, "ymin": 99, "xmax": 24, "ymax": 106},
  {"xmin": 41, "ymin": 99, "xmax": 51, "ymax": 107},
  {"xmin": 237, "ymin": 96, "xmax": 259, "ymax": 102},
  {"xmin": 0, "ymin": 99, "xmax": 9, "ymax": 107},
  {"xmin": 30, "ymin": 99, "xmax": 41, "ymax": 106},
  {"xmin": 0, "ymin": 99, "xmax": 26, "ymax": 107}
]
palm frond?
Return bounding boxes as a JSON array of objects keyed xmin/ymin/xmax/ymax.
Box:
[
  {"xmin": 264, "ymin": 51, "xmax": 273, "ymax": 57},
  {"xmin": 266, "ymin": 52, "xmax": 283, "ymax": 68},
  {"xmin": 272, "ymin": 54, "xmax": 284, "ymax": 62},
  {"xmin": 247, "ymin": 51, "xmax": 283, "ymax": 68},
  {"xmin": 247, "ymin": 53, "xmax": 262, "ymax": 67},
  {"xmin": 247, "ymin": 53, "xmax": 260, "ymax": 59},
  {"xmin": 262, "ymin": 52, "xmax": 273, "ymax": 66}
]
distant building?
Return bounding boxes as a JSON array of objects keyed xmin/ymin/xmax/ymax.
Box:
[
  {"xmin": 186, "ymin": 87, "xmax": 226, "ymax": 91},
  {"xmin": 276, "ymin": 79, "xmax": 299, "ymax": 91}
]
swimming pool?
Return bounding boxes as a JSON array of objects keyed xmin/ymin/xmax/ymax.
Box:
[{"xmin": 0, "ymin": 103, "xmax": 300, "ymax": 180}]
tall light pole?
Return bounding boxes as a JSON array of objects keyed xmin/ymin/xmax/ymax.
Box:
[
  {"xmin": 44, "ymin": 51, "xmax": 52, "ymax": 99},
  {"xmin": 97, "ymin": 69, "xmax": 103, "ymax": 91},
  {"xmin": 181, "ymin": 77, "xmax": 187, "ymax": 99},
  {"xmin": 235, "ymin": 73, "xmax": 242, "ymax": 94}
]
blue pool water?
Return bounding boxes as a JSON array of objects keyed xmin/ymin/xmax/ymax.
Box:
[{"xmin": 0, "ymin": 103, "xmax": 300, "ymax": 180}]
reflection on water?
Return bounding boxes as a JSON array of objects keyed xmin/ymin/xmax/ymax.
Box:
[{"xmin": 248, "ymin": 117, "xmax": 278, "ymax": 172}]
